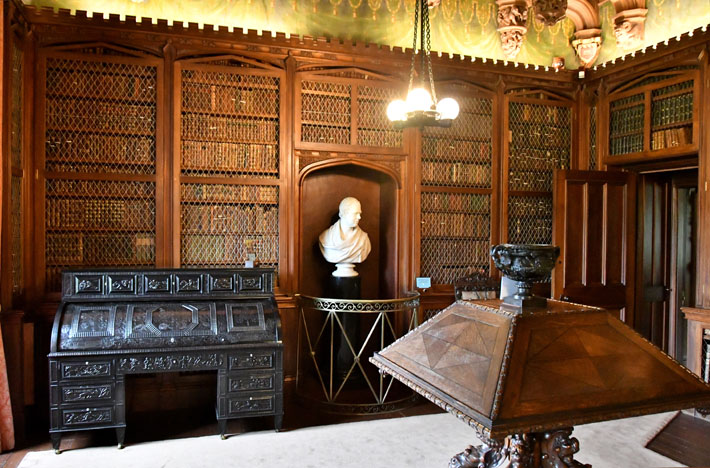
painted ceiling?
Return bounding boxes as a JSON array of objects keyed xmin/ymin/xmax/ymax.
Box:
[{"xmin": 21, "ymin": 0, "xmax": 710, "ymax": 69}]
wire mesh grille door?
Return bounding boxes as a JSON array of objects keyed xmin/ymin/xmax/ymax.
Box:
[
  {"xmin": 356, "ymin": 85, "xmax": 402, "ymax": 148},
  {"xmin": 420, "ymin": 193, "xmax": 491, "ymax": 284},
  {"xmin": 179, "ymin": 64, "xmax": 281, "ymax": 273},
  {"xmin": 608, "ymin": 93, "xmax": 644, "ymax": 156},
  {"xmin": 43, "ymin": 53, "xmax": 158, "ymax": 292},
  {"xmin": 422, "ymin": 95, "xmax": 493, "ymax": 188},
  {"xmin": 181, "ymin": 70, "xmax": 279, "ymax": 178},
  {"xmin": 507, "ymin": 195, "xmax": 553, "ymax": 245},
  {"xmin": 301, "ymin": 80, "xmax": 351, "ymax": 145},
  {"xmin": 508, "ymin": 100, "xmax": 570, "ymax": 192},
  {"xmin": 10, "ymin": 40, "xmax": 24, "ymax": 301},
  {"xmin": 180, "ymin": 183, "xmax": 279, "ymax": 269},
  {"xmin": 419, "ymin": 90, "xmax": 493, "ymax": 286}
]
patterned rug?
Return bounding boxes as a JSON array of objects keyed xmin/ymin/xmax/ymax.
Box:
[{"xmin": 18, "ymin": 412, "xmax": 683, "ymax": 468}]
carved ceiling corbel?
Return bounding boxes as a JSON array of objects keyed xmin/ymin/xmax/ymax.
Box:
[
  {"xmin": 572, "ymin": 29, "xmax": 603, "ymax": 67},
  {"xmin": 496, "ymin": 0, "xmax": 529, "ymax": 59},
  {"xmin": 608, "ymin": 0, "xmax": 648, "ymax": 50},
  {"xmin": 532, "ymin": 0, "xmax": 568, "ymax": 26}
]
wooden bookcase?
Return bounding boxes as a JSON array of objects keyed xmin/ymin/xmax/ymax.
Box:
[
  {"xmin": 174, "ymin": 56, "xmax": 284, "ymax": 284},
  {"xmin": 36, "ymin": 44, "xmax": 163, "ymax": 294},
  {"xmin": 503, "ymin": 90, "xmax": 573, "ymax": 247},
  {"xmin": 603, "ymin": 68, "xmax": 700, "ymax": 166},
  {"xmin": 296, "ymin": 68, "xmax": 403, "ymax": 153},
  {"xmin": 417, "ymin": 82, "xmax": 495, "ymax": 286}
]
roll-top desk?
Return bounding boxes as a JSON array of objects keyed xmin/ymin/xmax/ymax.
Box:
[{"xmin": 48, "ymin": 268, "xmax": 282, "ymax": 453}]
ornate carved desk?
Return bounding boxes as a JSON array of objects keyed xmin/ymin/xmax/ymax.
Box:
[
  {"xmin": 371, "ymin": 298, "xmax": 710, "ymax": 467},
  {"xmin": 48, "ymin": 268, "xmax": 282, "ymax": 453}
]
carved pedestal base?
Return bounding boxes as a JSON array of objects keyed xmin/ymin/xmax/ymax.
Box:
[{"xmin": 450, "ymin": 428, "xmax": 590, "ymax": 468}]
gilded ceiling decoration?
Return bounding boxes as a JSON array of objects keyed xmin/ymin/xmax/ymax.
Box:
[{"xmin": 21, "ymin": 0, "xmax": 710, "ymax": 68}]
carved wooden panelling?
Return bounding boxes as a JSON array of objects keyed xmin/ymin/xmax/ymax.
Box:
[
  {"xmin": 117, "ymin": 353, "xmax": 223, "ymax": 372},
  {"xmin": 126, "ymin": 303, "xmax": 217, "ymax": 338},
  {"xmin": 61, "ymin": 384, "xmax": 113, "ymax": 403},
  {"xmin": 226, "ymin": 303, "xmax": 266, "ymax": 332},
  {"xmin": 63, "ymin": 407, "xmax": 113, "ymax": 426}
]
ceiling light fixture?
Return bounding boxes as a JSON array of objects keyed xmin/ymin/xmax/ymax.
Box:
[{"xmin": 387, "ymin": 0, "xmax": 459, "ymax": 129}]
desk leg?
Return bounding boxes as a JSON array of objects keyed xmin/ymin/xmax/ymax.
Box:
[
  {"xmin": 51, "ymin": 433, "xmax": 61, "ymax": 454},
  {"xmin": 274, "ymin": 414, "xmax": 283, "ymax": 432},
  {"xmin": 116, "ymin": 427, "xmax": 125, "ymax": 449},
  {"xmin": 218, "ymin": 419, "xmax": 228, "ymax": 439}
]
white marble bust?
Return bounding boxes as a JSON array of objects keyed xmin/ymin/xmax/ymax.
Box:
[{"xmin": 319, "ymin": 197, "xmax": 372, "ymax": 277}]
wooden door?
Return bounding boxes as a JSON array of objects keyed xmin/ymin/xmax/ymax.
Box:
[{"xmin": 552, "ymin": 170, "xmax": 636, "ymax": 324}]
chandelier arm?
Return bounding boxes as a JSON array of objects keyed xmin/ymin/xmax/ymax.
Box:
[
  {"xmin": 408, "ymin": 0, "xmax": 420, "ymax": 93},
  {"xmin": 422, "ymin": 0, "xmax": 437, "ymax": 105}
]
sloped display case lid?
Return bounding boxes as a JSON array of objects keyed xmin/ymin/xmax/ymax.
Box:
[
  {"xmin": 371, "ymin": 299, "xmax": 710, "ymax": 439},
  {"xmin": 52, "ymin": 300, "xmax": 280, "ymax": 353}
]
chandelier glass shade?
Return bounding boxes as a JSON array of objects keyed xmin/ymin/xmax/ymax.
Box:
[{"xmin": 387, "ymin": 0, "xmax": 459, "ymax": 128}]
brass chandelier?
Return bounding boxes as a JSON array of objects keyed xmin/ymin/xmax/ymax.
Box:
[{"xmin": 387, "ymin": 0, "xmax": 459, "ymax": 128}]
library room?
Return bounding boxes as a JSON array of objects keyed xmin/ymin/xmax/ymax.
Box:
[{"xmin": 0, "ymin": 0, "xmax": 710, "ymax": 467}]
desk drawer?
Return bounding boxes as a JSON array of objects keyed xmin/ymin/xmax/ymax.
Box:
[
  {"xmin": 228, "ymin": 351, "xmax": 276, "ymax": 370},
  {"xmin": 226, "ymin": 373, "xmax": 277, "ymax": 393},
  {"xmin": 55, "ymin": 360, "xmax": 114, "ymax": 380},
  {"xmin": 54, "ymin": 382, "xmax": 115, "ymax": 405},
  {"xmin": 52, "ymin": 406, "xmax": 115, "ymax": 430},
  {"xmin": 226, "ymin": 394, "xmax": 274, "ymax": 416}
]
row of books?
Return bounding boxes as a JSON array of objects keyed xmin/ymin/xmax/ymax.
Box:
[
  {"xmin": 301, "ymin": 124, "xmax": 350, "ymax": 144},
  {"xmin": 610, "ymin": 94, "xmax": 643, "ymax": 110},
  {"xmin": 421, "ymin": 239, "xmax": 491, "ymax": 265},
  {"xmin": 46, "ymin": 198, "xmax": 154, "ymax": 229},
  {"xmin": 358, "ymin": 128, "xmax": 402, "ymax": 148},
  {"xmin": 302, "ymin": 94, "xmax": 350, "ymax": 123},
  {"xmin": 46, "ymin": 232, "xmax": 155, "ymax": 264},
  {"xmin": 609, "ymin": 104, "xmax": 644, "ymax": 136},
  {"xmin": 421, "ymin": 264, "xmax": 489, "ymax": 285},
  {"xmin": 46, "ymin": 69, "xmax": 156, "ymax": 102},
  {"xmin": 181, "ymin": 233, "xmax": 278, "ymax": 265},
  {"xmin": 651, "ymin": 126, "xmax": 692, "ymax": 150},
  {"xmin": 420, "ymin": 192, "xmax": 489, "ymax": 213},
  {"xmin": 181, "ymin": 140, "xmax": 278, "ymax": 172},
  {"xmin": 184, "ymin": 70, "xmax": 276, "ymax": 88},
  {"xmin": 510, "ymin": 125, "xmax": 569, "ymax": 148},
  {"xmin": 509, "ymin": 148, "xmax": 569, "ymax": 170},
  {"xmin": 421, "ymin": 161, "xmax": 490, "ymax": 187},
  {"xmin": 423, "ymin": 139, "xmax": 492, "ymax": 161},
  {"xmin": 421, "ymin": 212, "xmax": 489, "ymax": 237},
  {"xmin": 513, "ymin": 103, "xmax": 568, "ymax": 125},
  {"xmin": 46, "ymin": 99, "xmax": 156, "ymax": 132},
  {"xmin": 182, "ymin": 204, "xmax": 278, "ymax": 234},
  {"xmin": 652, "ymin": 80, "xmax": 693, "ymax": 98},
  {"xmin": 508, "ymin": 198, "xmax": 551, "ymax": 217},
  {"xmin": 182, "ymin": 115, "xmax": 278, "ymax": 142},
  {"xmin": 651, "ymin": 93, "xmax": 693, "ymax": 127},
  {"xmin": 609, "ymin": 133, "xmax": 643, "ymax": 155},
  {"xmin": 47, "ymin": 179, "xmax": 155, "ymax": 198},
  {"xmin": 45, "ymin": 133, "xmax": 154, "ymax": 164},
  {"xmin": 181, "ymin": 183, "xmax": 278, "ymax": 203},
  {"xmin": 182, "ymin": 83, "xmax": 279, "ymax": 115},
  {"xmin": 46, "ymin": 161, "xmax": 155, "ymax": 175},
  {"xmin": 508, "ymin": 172, "xmax": 553, "ymax": 192},
  {"xmin": 508, "ymin": 217, "xmax": 552, "ymax": 244}
]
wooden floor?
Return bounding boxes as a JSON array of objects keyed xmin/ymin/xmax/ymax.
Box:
[
  {"xmin": 0, "ymin": 397, "xmax": 442, "ymax": 468},
  {"xmin": 646, "ymin": 412, "xmax": 710, "ymax": 468}
]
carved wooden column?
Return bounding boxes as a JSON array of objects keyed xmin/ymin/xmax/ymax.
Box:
[{"xmin": 495, "ymin": 0, "xmax": 528, "ymax": 59}]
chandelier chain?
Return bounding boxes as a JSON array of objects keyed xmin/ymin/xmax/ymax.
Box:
[
  {"xmin": 408, "ymin": 0, "xmax": 420, "ymax": 93},
  {"xmin": 423, "ymin": 0, "xmax": 437, "ymax": 104}
]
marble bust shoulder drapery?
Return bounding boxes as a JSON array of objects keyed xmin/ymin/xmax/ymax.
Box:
[{"xmin": 319, "ymin": 197, "xmax": 371, "ymax": 266}]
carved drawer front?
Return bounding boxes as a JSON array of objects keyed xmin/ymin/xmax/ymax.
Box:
[
  {"xmin": 227, "ymin": 395, "xmax": 274, "ymax": 416},
  {"xmin": 228, "ymin": 351, "xmax": 275, "ymax": 370},
  {"xmin": 60, "ymin": 361, "xmax": 113, "ymax": 380},
  {"xmin": 57, "ymin": 383, "xmax": 114, "ymax": 404},
  {"xmin": 237, "ymin": 273, "xmax": 266, "ymax": 293},
  {"xmin": 59, "ymin": 406, "xmax": 115, "ymax": 428},
  {"xmin": 227, "ymin": 373, "xmax": 275, "ymax": 393}
]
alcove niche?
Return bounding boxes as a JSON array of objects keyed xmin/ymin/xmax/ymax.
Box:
[{"xmin": 299, "ymin": 160, "xmax": 400, "ymax": 299}]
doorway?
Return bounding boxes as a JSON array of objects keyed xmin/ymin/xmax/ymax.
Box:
[{"xmin": 636, "ymin": 168, "xmax": 697, "ymax": 365}]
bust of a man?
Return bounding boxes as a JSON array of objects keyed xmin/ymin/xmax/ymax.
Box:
[{"xmin": 319, "ymin": 197, "xmax": 371, "ymax": 277}]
